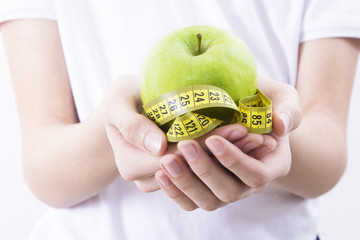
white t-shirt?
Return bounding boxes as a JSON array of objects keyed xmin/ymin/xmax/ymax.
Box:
[{"xmin": 1, "ymin": 1, "xmax": 360, "ymax": 239}]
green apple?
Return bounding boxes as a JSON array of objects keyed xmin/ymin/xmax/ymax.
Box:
[{"xmin": 140, "ymin": 25, "xmax": 257, "ymax": 120}]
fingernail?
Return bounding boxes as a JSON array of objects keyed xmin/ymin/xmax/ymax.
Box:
[
  {"xmin": 206, "ymin": 138, "xmax": 224, "ymax": 155},
  {"xmin": 280, "ymin": 112, "xmax": 290, "ymax": 134},
  {"xmin": 228, "ymin": 130, "xmax": 245, "ymax": 142},
  {"xmin": 162, "ymin": 158, "xmax": 181, "ymax": 178},
  {"xmin": 156, "ymin": 171, "xmax": 172, "ymax": 187},
  {"xmin": 243, "ymin": 141, "xmax": 258, "ymax": 153},
  {"xmin": 178, "ymin": 143, "xmax": 197, "ymax": 161},
  {"xmin": 144, "ymin": 132, "xmax": 162, "ymax": 154}
]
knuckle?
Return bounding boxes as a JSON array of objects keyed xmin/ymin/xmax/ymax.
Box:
[
  {"xmin": 167, "ymin": 189, "xmax": 183, "ymax": 200},
  {"xmin": 201, "ymin": 201, "xmax": 222, "ymax": 212},
  {"xmin": 114, "ymin": 152, "xmax": 139, "ymax": 182},
  {"xmin": 181, "ymin": 204, "xmax": 198, "ymax": 212},
  {"xmin": 222, "ymin": 157, "xmax": 239, "ymax": 170},
  {"xmin": 178, "ymin": 181, "xmax": 194, "ymax": 192},
  {"xmin": 218, "ymin": 191, "xmax": 238, "ymax": 203},
  {"xmin": 247, "ymin": 171, "xmax": 270, "ymax": 188},
  {"xmin": 196, "ymin": 166, "xmax": 213, "ymax": 179},
  {"xmin": 238, "ymin": 190, "xmax": 254, "ymax": 200},
  {"xmin": 119, "ymin": 169, "xmax": 138, "ymax": 182},
  {"xmin": 135, "ymin": 181, "xmax": 159, "ymax": 193},
  {"xmin": 119, "ymin": 114, "xmax": 143, "ymax": 139},
  {"xmin": 253, "ymin": 175, "xmax": 270, "ymax": 188},
  {"xmin": 167, "ymin": 192, "xmax": 198, "ymax": 212}
]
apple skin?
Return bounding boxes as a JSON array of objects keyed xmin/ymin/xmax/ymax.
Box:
[{"xmin": 140, "ymin": 25, "xmax": 257, "ymax": 106}]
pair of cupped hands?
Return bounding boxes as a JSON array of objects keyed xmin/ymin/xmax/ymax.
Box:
[{"xmin": 103, "ymin": 75, "xmax": 302, "ymax": 211}]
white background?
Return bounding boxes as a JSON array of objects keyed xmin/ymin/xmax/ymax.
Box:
[{"xmin": 0, "ymin": 33, "xmax": 359, "ymax": 239}]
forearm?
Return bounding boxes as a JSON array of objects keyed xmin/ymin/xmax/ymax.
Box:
[
  {"xmin": 273, "ymin": 110, "xmax": 347, "ymax": 198},
  {"xmin": 272, "ymin": 38, "xmax": 360, "ymax": 198},
  {"xmin": 1, "ymin": 20, "xmax": 119, "ymax": 208},
  {"xmin": 22, "ymin": 112, "xmax": 119, "ymax": 208}
]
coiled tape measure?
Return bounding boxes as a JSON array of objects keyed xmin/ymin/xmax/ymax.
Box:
[{"xmin": 143, "ymin": 85, "xmax": 272, "ymax": 142}]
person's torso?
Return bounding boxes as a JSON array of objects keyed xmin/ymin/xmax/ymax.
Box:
[{"xmin": 30, "ymin": 1, "xmax": 318, "ymax": 240}]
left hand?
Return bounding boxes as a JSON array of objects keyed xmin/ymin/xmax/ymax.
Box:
[
  {"xmin": 155, "ymin": 132, "xmax": 290, "ymax": 211},
  {"xmin": 154, "ymin": 77, "xmax": 302, "ymax": 211}
]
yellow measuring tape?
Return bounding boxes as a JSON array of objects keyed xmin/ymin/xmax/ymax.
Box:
[{"xmin": 143, "ymin": 85, "xmax": 272, "ymax": 142}]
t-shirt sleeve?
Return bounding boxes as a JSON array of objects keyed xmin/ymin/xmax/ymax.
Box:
[
  {"xmin": 301, "ymin": 0, "xmax": 360, "ymax": 42},
  {"xmin": 0, "ymin": 0, "xmax": 56, "ymax": 24}
]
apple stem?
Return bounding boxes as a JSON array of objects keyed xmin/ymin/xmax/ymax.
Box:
[{"xmin": 196, "ymin": 33, "xmax": 202, "ymax": 55}]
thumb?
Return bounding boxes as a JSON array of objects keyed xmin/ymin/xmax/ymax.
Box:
[
  {"xmin": 259, "ymin": 77, "xmax": 302, "ymax": 136},
  {"xmin": 272, "ymin": 85, "xmax": 302, "ymax": 136},
  {"xmin": 104, "ymin": 75, "xmax": 167, "ymax": 156}
]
